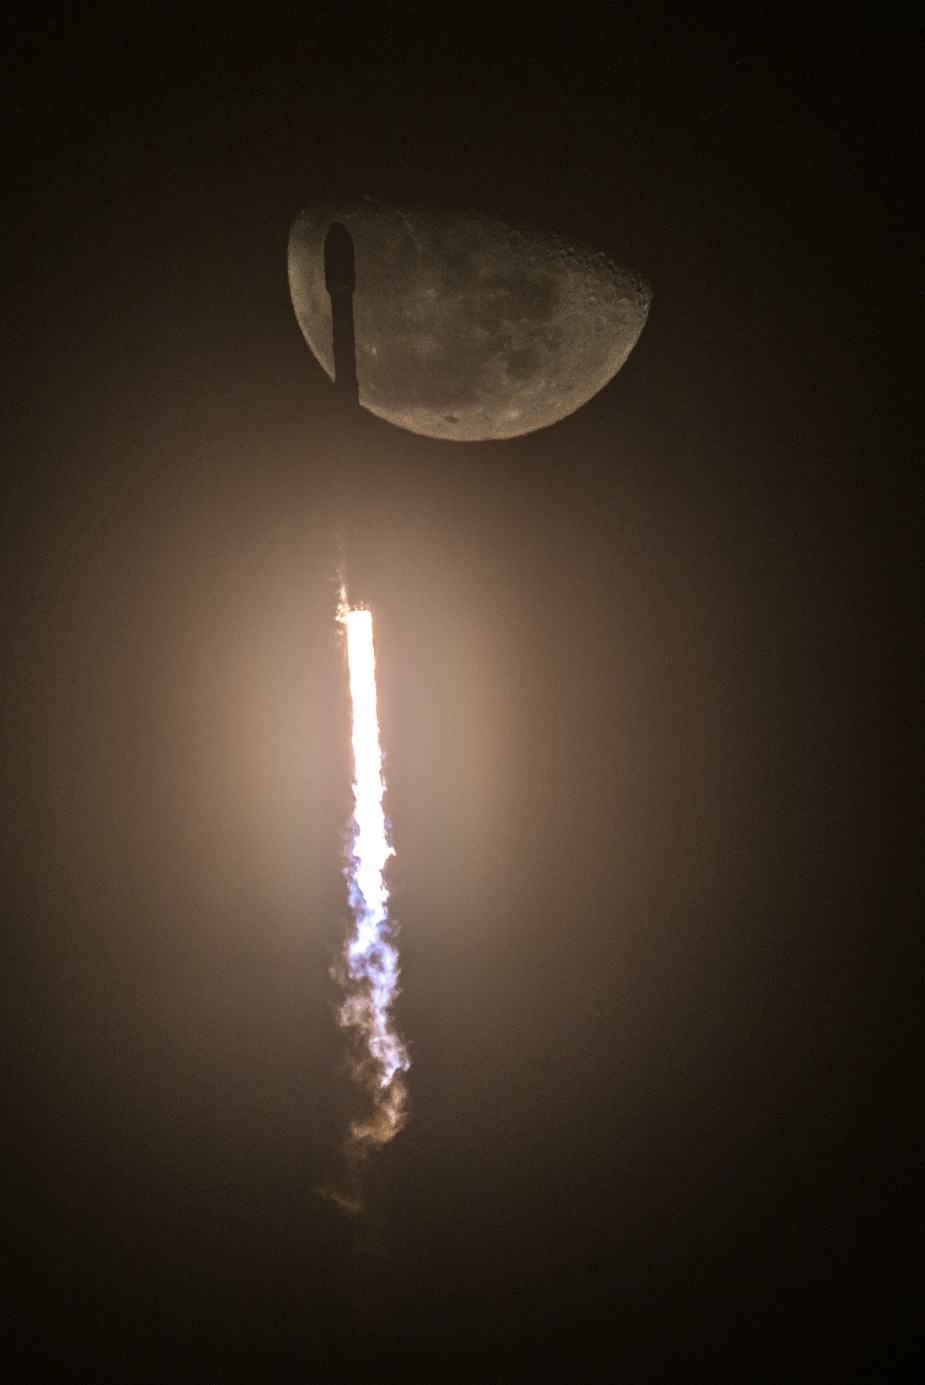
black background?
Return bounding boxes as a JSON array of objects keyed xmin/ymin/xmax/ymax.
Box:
[{"xmin": 3, "ymin": 5, "xmax": 916, "ymax": 1380}]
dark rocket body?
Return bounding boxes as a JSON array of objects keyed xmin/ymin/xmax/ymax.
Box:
[{"xmin": 323, "ymin": 222, "xmax": 359, "ymax": 405}]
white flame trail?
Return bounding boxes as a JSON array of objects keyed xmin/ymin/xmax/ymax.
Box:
[{"xmin": 337, "ymin": 600, "xmax": 409, "ymax": 1153}]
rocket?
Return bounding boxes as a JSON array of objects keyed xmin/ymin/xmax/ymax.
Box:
[
  {"xmin": 324, "ymin": 222, "xmax": 359, "ymax": 405},
  {"xmin": 324, "ymin": 221, "xmax": 362, "ymax": 581}
]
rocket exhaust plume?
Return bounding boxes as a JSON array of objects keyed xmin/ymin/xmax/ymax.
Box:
[
  {"xmin": 318, "ymin": 228, "xmax": 406, "ymax": 1211},
  {"xmin": 328, "ymin": 592, "xmax": 409, "ymax": 1211}
]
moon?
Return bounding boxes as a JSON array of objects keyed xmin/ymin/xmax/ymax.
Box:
[{"xmin": 288, "ymin": 201, "xmax": 651, "ymax": 442}]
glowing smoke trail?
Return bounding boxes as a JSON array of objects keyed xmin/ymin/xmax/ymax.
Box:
[{"xmin": 331, "ymin": 594, "xmax": 409, "ymax": 1204}]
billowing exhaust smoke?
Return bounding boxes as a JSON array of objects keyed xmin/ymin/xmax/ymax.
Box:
[{"xmin": 327, "ymin": 594, "xmax": 409, "ymax": 1211}]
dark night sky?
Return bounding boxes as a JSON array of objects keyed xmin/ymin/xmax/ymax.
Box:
[{"xmin": 2, "ymin": 6, "xmax": 916, "ymax": 1381}]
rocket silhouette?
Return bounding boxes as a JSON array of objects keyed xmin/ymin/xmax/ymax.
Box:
[{"xmin": 323, "ymin": 222, "xmax": 359, "ymax": 405}]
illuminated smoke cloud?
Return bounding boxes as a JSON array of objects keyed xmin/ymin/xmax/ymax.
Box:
[{"xmin": 329, "ymin": 597, "xmax": 409, "ymax": 1210}]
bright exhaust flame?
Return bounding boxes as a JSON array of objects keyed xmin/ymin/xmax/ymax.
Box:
[{"xmin": 336, "ymin": 599, "xmax": 409, "ymax": 1167}]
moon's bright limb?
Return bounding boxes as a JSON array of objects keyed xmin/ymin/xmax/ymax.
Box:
[{"xmin": 288, "ymin": 201, "xmax": 651, "ymax": 441}]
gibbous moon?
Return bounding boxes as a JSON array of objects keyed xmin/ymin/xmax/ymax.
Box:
[{"xmin": 288, "ymin": 201, "xmax": 651, "ymax": 442}]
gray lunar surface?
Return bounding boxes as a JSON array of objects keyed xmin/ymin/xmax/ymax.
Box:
[{"xmin": 288, "ymin": 201, "xmax": 651, "ymax": 441}]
